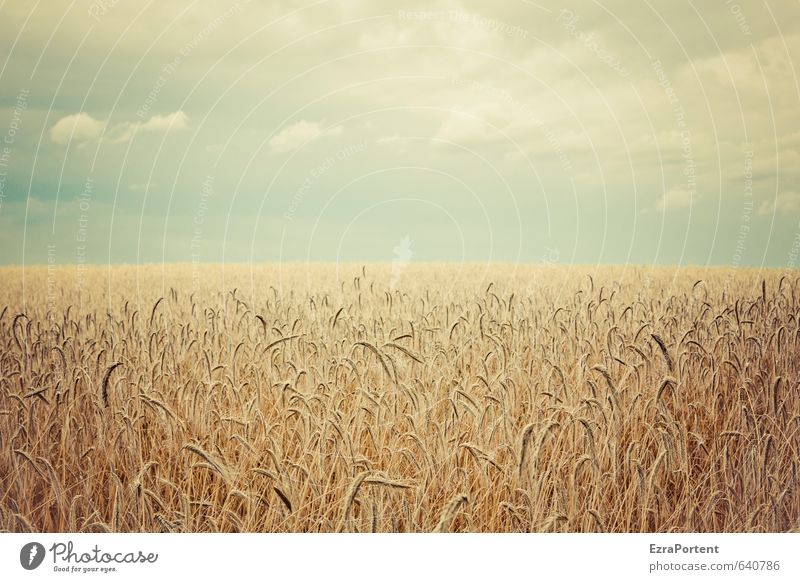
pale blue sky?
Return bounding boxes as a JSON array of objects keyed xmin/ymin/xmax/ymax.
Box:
[{"xmin": 0, "ymin": 0, "xmax": 798, "ymax": 267}]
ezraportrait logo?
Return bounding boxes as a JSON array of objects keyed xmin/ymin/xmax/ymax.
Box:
[{"xmin": 20, "ymin": 542, "xmax": 46, "ymax": 570}]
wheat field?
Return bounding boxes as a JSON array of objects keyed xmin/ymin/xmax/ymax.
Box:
[{"xmin": 1, "ymin": 264, "xmax": 798, "ymax": 533}]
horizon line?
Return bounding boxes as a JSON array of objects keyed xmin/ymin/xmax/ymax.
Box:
[{"xmin": 0, "ymin": 260, "xmax": 793, "ymax": 271}]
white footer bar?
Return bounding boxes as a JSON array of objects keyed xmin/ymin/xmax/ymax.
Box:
[{"xmin": 1, "ymin": 533, "xmax": 797, "ymax": 581}]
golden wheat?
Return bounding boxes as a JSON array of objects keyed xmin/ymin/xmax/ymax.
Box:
[{"xmin": 0, "ymin": 264, "xmax": 798, "ymax": 532}]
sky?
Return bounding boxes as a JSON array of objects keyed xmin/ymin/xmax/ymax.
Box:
[{"xmin": 0, "ymin": 0, "xmax": 798, "ymax": 267}]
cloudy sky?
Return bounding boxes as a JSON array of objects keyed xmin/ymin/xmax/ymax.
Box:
[{"xmin": 0, "ymin": 0, "xmax": 798, "ymax": 267}]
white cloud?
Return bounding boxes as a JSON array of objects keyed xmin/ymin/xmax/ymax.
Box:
[
  {"xmin": 433, "ymin": 103, "xmax": 512, "ymax": 145},
  {"xmin": 51, "ymin": 111, "xmax": 188, "ymax": 145},
  {"xmin": 758, "ymin": 192, "xmax": 800, "ymax": 216},
  {"xmin": 268, "ymin": 120, "xmax": 342, "ymax": 154},
  {"xmin": 107, "ymin": 111, "xmax": 189, "ymax": 144},
  {"xmin": 49, "ymin": 113, "xmax": 106, "ymax": 144},
  {"xmin": 140, "ymin": 111, "xmax": 188, "ymax": 132},
  {"xmin": 657, "ymin": 187, "xmax": 693, "ymax": 210},
  {"xmin": 26, "ymin": 196, "xmax": 50, "ymax": 215}
]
